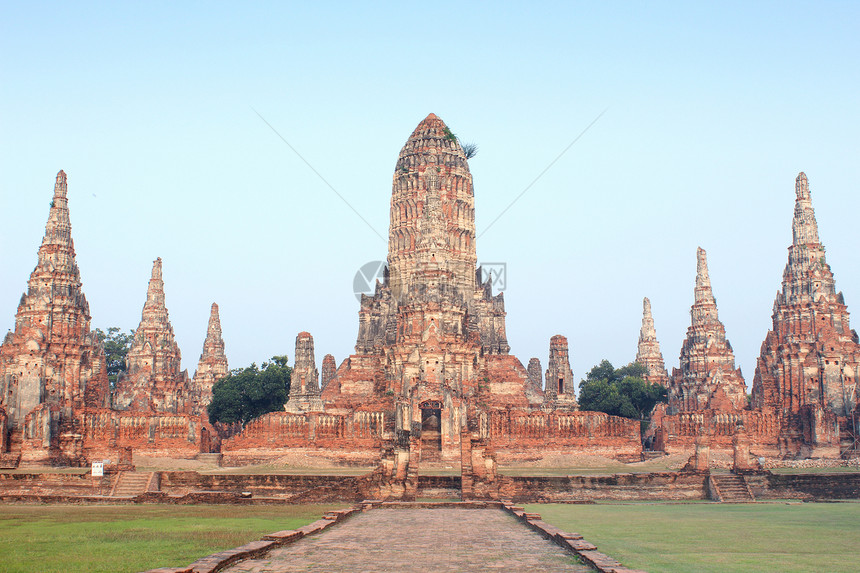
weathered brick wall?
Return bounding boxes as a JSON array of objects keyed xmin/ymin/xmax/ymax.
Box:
[
  {"xmin": 502, "ymin": 472, "xmax": 710, "ymax": 502},
  {"xmin": 81, "ymin": 409, "xmax": 200, "ymax": 459},
  {"xmin": 486, "ymin": 411, "xmax": 642, "ymax": 460},
  {"xmin": 221, "ymin": 411, "xmax": 385, "ymax": 452},
  {"xmin": 654, "ymin": 409, "xmax": 780, "ymax": 456},
  {"xmin": 745, "ymin": 472, "xmax": 860, "ymax": 500},
  {"xmin": 0, "ymin": 472, "xmax": 113, "ymax": 496}
]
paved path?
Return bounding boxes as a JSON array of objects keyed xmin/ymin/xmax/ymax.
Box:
[{"xmin": 221, "ymin": 508, "xmax": 592, "ymax": 572}]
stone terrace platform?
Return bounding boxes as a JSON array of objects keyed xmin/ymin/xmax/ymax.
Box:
[{"xmin": 220, "ymin": 507, "xmax": 592, "ymax": 573}]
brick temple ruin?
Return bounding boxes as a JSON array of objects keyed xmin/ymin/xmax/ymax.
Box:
[{"xmin": 0, "ymin": 118, "xmax": 858, "ymax": 473}]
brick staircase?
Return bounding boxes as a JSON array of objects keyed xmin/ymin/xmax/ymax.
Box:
[
  {"xmin": 711, "ymin": 473, "xmax": 755, "ymax": 502},
  {"xmin": 110, "ymin": 472, "xmax": 153, "ymax": 498}
]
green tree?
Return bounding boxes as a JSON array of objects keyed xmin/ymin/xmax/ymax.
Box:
[
  {"xmin": 579, "ymin": 360, "xmax": 667, "ymax": 426},
  {"xmin": 207, "ymin": 357, "xmax": 292, "ymax": 425},
  {"xmin": 95, "ymin": 327, "xmax": 135, "ymax": 388}
]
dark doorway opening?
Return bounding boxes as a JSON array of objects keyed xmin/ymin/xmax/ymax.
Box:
[{"xmin": 419, "ymin": 402, "xmax": 443, "ymax": 461}]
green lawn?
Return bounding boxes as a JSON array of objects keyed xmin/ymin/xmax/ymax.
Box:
[
  {"xmin": 0, "ymin": 503, "xmax": 346, "ymax": 573},
  {"xmin": 531, "ymin": 502, "xmax": 860, "ymax": 573}
]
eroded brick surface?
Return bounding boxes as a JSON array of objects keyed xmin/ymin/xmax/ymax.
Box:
[{"xmin": 220, "ymin": 509, "xmax": 591, "ymax": 572}]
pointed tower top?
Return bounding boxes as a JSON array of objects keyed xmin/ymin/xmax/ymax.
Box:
[
  {"xmin": 407, "ymin": 112, "xmax": 453, "ymax": 141},
  {"xmin": 40, "ymin": 170, "xmax": 74, "ymax": 252},
  {"xmin": 207, "ymin": 302, "xmax": 222, "ymax": 335},
  {"xmin": 141, "ymin": 258, "xmax": 167, "ymax": 320},
  {"xmin": 796, "ymin": 172, "xmax": 809, "ymax": 200},
  {"xmin": 151, "ymin": 257, "xmax": 163, "ymax": 280},
  {"xmin": 54, "ymin": 170, "xmax": 68, "ymax": 198},
  {"xmin": 696, "ymin": 247, "xmax": 711, "ymax": 290},
  {"xmin": 639, "ymin": 296, "xmax": 657, "ymax": 340},
  {"xmin": 792, "ymin": 172, "xmax": 820, "ymax": 245}
]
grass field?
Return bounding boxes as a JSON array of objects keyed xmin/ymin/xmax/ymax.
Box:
[
  {"xmin": 530, "ymin": 501, "xmax": 860, "ymax": 573},
  {"xmin": 0, "ymin": 503, "xmax": 346, "ymax": 573}
]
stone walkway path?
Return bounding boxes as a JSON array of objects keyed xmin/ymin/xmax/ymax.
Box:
[{"xmin": 221, "ymin": 508, "xmax": 592, "ymax": 572}]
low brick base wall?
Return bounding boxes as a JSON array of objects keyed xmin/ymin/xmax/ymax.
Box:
[
  {"xmin": 744, "ymin": 471, "xmax": 860, "ymax": 500},
  {"xmin": 504, "ymin": 472, "xmax": 710, "ymax": 502}
]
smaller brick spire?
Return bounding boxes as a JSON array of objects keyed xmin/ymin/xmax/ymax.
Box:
[
  {"xmin": 285, "ymin": 332, "xmax": 323, "ymax": 412},
  {"xmin": 543, "ymin": 335, "xmax": 578, "ymax": 410},
  {"xmin": 320, "ymin": 353, "xmax": 336, "ymax": 390},
  {"xmin": 114, "ymin": 258, "xmax": 187, "ymax": 413},
  {"xmin": 635, "ymin": 297, "xmax": 669, "ymax": 386},
  {"xmin": 191, "ymin": 303, "xmax": 229, "ymax": 415},
  {"xmin": 527, "ymin": 357, "xmax": 543, "ymax": 391}
]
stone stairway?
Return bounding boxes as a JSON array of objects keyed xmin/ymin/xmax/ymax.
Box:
[
  {"xmin": 711, "ymin": 473, "xmax": 755, "ymax": 502},
  {"xmin": 110, "ymin": 471, "xmax": 153, "ymax": 498}
]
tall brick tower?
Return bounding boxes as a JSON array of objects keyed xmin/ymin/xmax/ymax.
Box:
[
  {"xmin": 752, "ymin": 173, "xmax": 859, "ymax": 455},
  {"xmin": 0, "ymin": 171, "xmax": 109, "ymax": 464},
  {"xmin": 387, "ymin": 113, "xmax": 477, "ymax": 299},
  {"xmin": 0, "ymin": 171, "xmax": 110, "ymax": 424},
  {"xmin": 669, "ymin": 248, "xmax": 747, "ymax": 413},
  {"xmin": 113, "ymin": 258, "xmax": 189, "ymax": 413},
  {"xmin": 325, "ymin": 114, "xmax": 538, "ymax": 460},
  {"xmin": 635, "ymin": 297, "xmax": 669, "ymax": 387}
]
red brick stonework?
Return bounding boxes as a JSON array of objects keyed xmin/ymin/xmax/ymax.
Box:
[
  {"xmin": 635, "ymin": 297, "xmax": 669, "ymax": 387},
  {"xmin": 311, "ymin": 114, "xmax": 639, "ymax": 466},
  {"xmin": 113, "ymin": 258, "xmax": 191, "ymax": 414},
  {"xmin": 0, "ymin": 171, "xmax": 110, "ymax": 466},
  {"xmin": 668, "ymin": 248, "xmax": 747, "ymax": 413},
  {"xmin": 751, "ymin": 173, "xmax": 859, "ymax": 457},
  {"xmin": 189, "ymin": 303, "xmax": 229, "ymax": 417}
]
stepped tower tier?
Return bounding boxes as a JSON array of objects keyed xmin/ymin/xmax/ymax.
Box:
[
  {"xmin": 668, "ymin": 248, "xmax": 747, "ymax": 413},
  {"xmin": 113, "ymin": 258, "xmax": 189, "ymax": 413},
  {"xmin": 0, "ymin": 171, "xmax": 110, "ymax": 430},
  {"xmin": 751, "ymin": 173, "xmax": 859, "ymax": 456},
  {"xmin": 190, "ymin": 303, "xmax": 229, "ymax": 416},
  {"xmin": 388, "ymin": 113, "xmax": 477, "ymax": 298},
  {"xmin": 635, "ymin": 297, "xmax": 669, "ymax": 386}
]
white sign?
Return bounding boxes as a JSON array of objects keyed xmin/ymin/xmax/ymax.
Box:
[{"xmin": 91, "ymin": 462, "xmax": 104, "ymax": 477}]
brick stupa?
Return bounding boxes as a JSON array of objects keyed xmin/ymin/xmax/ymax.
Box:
[
  {"xmin": 668, "ymin": 248, "xmax": 747, "ymax": 413},
  {"xmin": 190, "ymin": 302, "xmax": 229, "ymax": 416},
  {"xmin": 0, "ymin": 171, "xmax": 110, "ymax": 463},
  {"xmin": 285, "ymin": 332, "xmax": 323, "ymax": 413},
  {"xmin": 113, "ymin": 258, "xmax": 190, "ymax": 413},
  {"xmin": 323, "ymin": 113, "xmax": 541, "ymax": 460},
  {"xmin": 543, "ymin": 335, "xmax": 578, "ymax": 410},
  {"xmin": 751, "ymin": 173, "xmax": 859, "ymax": 455},
  {"xmin": 635, "ymin": 297, "xmax": 669, "ymax": 387},
  {"xmin": 320, "ymin": 353, "xmax": 336, "ymax": 391}
]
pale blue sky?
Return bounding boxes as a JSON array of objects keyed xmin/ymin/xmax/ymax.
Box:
[{"xmin": 1, "ymin": 2, "xmax": 858, "ymax": 388}]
